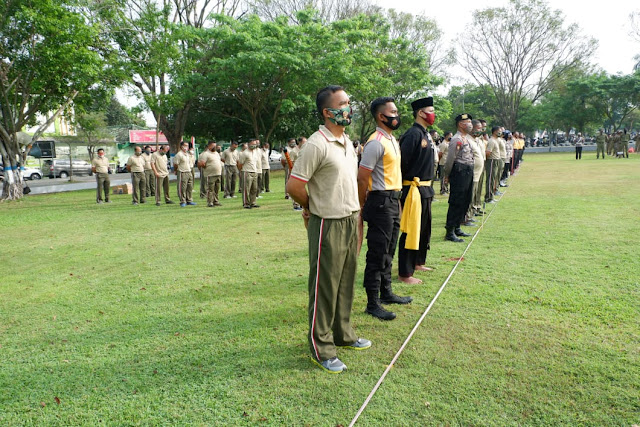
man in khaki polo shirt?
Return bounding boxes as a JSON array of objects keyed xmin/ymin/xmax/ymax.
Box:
[
  {"xmin": 142, "ymin": 145, "xmax": 155, "ymax": 198},
  {"xmin": 221, "ymin": 141, "xmax": 239, "ymax": 198},
  {"xmin": 173, "ymin": 141, "xmax": 196, "ymax": 207},
  {"xmin": 237, "ymin": 139, "xmax": 261, "ymax": 209},
  {"xmin": 197, "ymin": 141, "xmax": 223, "ymax": 207},
  {"xmin": 151, "ymin": 145, "xmax": 174, "ymax": 205},
  {"xmin": 282, "ymin": 138, "xmax": 297, "ymax": 199},
  {"xmin": 258, "ymin": 142, "xmax": 270, "ymax": 193},
  {"xmin": 126, "ymin": 146, "xmax": 146, "ymax": 205},
  {"xmin": 287, "ymin": 85, "xmax": 371, "ymax": 374},
  {"xmin": 91, "ymin": 148, "xmax": 110, "ymax": 204}
]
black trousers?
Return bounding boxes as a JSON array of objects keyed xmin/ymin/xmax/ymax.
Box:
[
  {"xmin": 398, "ymin": 189, "xmax": 432, "ymax": 277},
  {"xmin": 502, "ymin": 161, "xmax": 511, "ymax": 180},
  {"xmin": 575, "ymin": 146, "xmax": 582, "ymax": 159},
  {"xmin": 362, "ymin": 192, "xmax": 400, "ymax": 297},
  {"xmin": 446, "ymin": 163, "xmax": 474, "ymax": 228}
]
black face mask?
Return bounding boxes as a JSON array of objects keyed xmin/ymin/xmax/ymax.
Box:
[{"xmin": 381, "ymin": 114, "xmax": 401, "ymax": 130}]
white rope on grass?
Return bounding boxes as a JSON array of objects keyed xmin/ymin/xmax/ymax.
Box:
[{"xmin": 348, "ymin": 183, "xmax": 510, "ymax": 427}]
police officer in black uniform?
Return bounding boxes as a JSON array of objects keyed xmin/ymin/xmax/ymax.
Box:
[
  {"xmin": 397, "ymin": 96, "xmax": 437, "ymax": 284},
  {"xmin": 444, "ymin": 114, "xmax": 475, "ymax": 242}
]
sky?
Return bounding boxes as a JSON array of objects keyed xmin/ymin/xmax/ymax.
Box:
[{"xmin": 373, "ymin": 0, "xmax": 639, "ymax": 80}]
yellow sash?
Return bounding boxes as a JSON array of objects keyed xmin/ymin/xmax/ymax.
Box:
[{"xmin": 399, "ymin": 178, "xmax": 431, "ymax": 250}]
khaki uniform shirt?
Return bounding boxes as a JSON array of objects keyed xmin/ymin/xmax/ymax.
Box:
[
  {"xmin": 238, "ymin": 148, "xmax": 261, "ymax": 173},
  {"xmin": 487, "ymin": 137, "xmax": 501, "ymax": 160},
  {"xmin": 142, "ymin": 152, "xmax": 153, "ymax": 171},
  {"xmin": 498, "ymin": 137, "xmax": 507, "ymax": 160},
  {"xmin": 438, "ymin": 140, "xmax": 449, "ymax": 166},
  {"xmin": 470, "ymin": 137, "xmax": 484, "ymax": 182},
  {"xmin": 444, "ymin": 132, "xmax": 474, "ymax": 176},
  {"xmin": 151, "ymin": 151, "xmax": 169, "ymax": 178},
  {"xmin": 260, "ymin": 148, "xmax": 270, "ymax": 170},
  {"xmin": 92, "ymin": 156, "xmax": 109, "ymax": 174},
  {"xmin": 221, "ymin": 148, "xmax": 238, "ymax": 167},
  {"xmin": 288, "ymin": 146, "xmax": 300, "ymax": 167},
  {"xmin": 199, "ymin": 150, "xmax": 222, "ymax": 176},
  {"xmin": 595, "ymin": 134, "xmax": 606, "ymax": 145},
  {"xmin": 174, "ymin": 150, "xmax": 194, "ymax": 173},
  {"xmin": 127, "ymin": 154, "xmax": 145, "ymax": 173},
  {"xmin": 290, "ymin": 125, "xmax": 360, "ymax": 219}
]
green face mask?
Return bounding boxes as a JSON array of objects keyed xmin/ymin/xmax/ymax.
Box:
[{"xmin": 326, "ymin": 106, "xmax": 352, "ymax": 127}]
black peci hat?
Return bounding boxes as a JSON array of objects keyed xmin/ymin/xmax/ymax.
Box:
[{"xmin": 411, "ymin": 97, "xmax": 434, "ymax": 111}]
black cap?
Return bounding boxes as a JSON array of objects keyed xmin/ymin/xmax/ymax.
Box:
[
  {"xmin": 455, "ymin": 113, "xmax": 473, "ymax": 122},
  {"xmin": 411, "ymin": 97, "xmax": 433, "ymax": 111}
]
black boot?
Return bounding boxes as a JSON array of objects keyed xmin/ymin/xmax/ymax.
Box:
[
  {"xmin": 445, "ymin": 226, "xmax": 464, "ymax": 242},
  {"xmin": 365, "ymin": 290, "xmax": 396, "ymax": 320},
  {"xmin": 365, "ymin": 300, "xmax": 396, "ymax": 320},
  {"xmin": 455, "ymin": 227, "xmax": 471, "ymax": 237},
  {"xmin": 380, "ymin": 285, "xmax": 413, "ymax": 305}
]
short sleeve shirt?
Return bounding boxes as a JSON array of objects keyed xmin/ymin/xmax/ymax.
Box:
[
  {"xmin": 142, "ymin": 153, "xmax": 153, "ymax": 171},
  {"xmin": 360, "ymin": 127, "xmax": 402, "ymax": 191},
  {"xmin": 126, "ymin": 154, "xmax": 145, "ymax": 173},
  {"xmin": 173, "ymin": 150, "xmax": 193, "ymax": 173},
  {"xmin": 444, "ymin": 132, "xmax": 474, "ymax": 176},
  {"xmin": 261, "ymin": 148, "xmax": 270, "ymax": 170},
  {"xmin": 199, "ymin": 150, "xmax": 222, "ymax": 176},
  {"xmin": 487, "ymin": 137, "xmax": 501, "ymax": 160},
  {"xmin": 238, "ymin": 149, "xmax": 261, "ymax": 173},
  {"xmin": 151, "ymin": 151, "xmax": 169, "ymax": 177},
  {"xmin": 290, "ymin": 125, "xmax": 360, "ymax": 219},
  {"xmin": 92, "ymin": 156, "xmax": 109, "ymax": 174},
  {"xmin": 498, "ymin": 138, "xmax": 507, "ymax": 159},
  {"xmin": 221, "ymin": 148, "xmax": 239, "ymax": 167}
]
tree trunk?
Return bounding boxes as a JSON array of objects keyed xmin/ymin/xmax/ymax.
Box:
[{"xmin": 1, "ymin": 169, "xmax": 24, "ymax": 201}]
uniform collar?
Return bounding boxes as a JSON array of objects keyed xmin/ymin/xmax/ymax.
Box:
[
  {"xmin": 319, "ymin": 125, "xmax": 348, "ymax": 146},
  {"xmin": 374, "ymin": 126, "xmax": 394, "ymax": 141},
  {"xmin": 412, "ymin": 122, "xmax": 428, "ymax": 134}
]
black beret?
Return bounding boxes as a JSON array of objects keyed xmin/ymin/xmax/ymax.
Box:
[
  {"xmin": 455, "ymin": 113, "xmax": 473, "ymax": 122},
  {"xmin": 411, "ymin": 97, "xmax": 433, "ymax": 111}
]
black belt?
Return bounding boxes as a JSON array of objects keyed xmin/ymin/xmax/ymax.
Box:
[{"xmin": 369, "ymin": 190, "xmax": 402, "ymax": 199}]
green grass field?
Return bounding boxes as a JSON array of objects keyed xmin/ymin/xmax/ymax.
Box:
[{"xmin": 1, "ymin": 152, "xmax": 639, "ymax": 425}]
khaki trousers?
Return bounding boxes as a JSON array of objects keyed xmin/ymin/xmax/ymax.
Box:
[
  {"xmin": 144, "ymin": 169, "xmax": 155, "ymax": 196},
  {"xmin": 242, "ymin": 171, "xmax": 258, "ymax": 207},
  {"xmin": 261, "ymin": 169, "xmax": 270, "ymax": 192},
  {"xmin": 307, "ymin": 212, "xmax": 359, "ymax": 361},
  {"xmin": 131, "ymin": 172, "xmax": 146, "ymax": 203},
  {"xmin": 224, "ymin": 165, "xmax": 238, "ymax": 197},
  {"xmin": 155, "ymin": 175, "xmax": 171, "ymax": 203},
  {"xmin": 205, "ymin": 174, "xmax": 221, "ymax": 206},
  {"xmin": 177, "ymin": 171, "xmax": 193, "ymax": 203},
  {"xmin": 96, "ymin": 172, "xmax": 110, "ymax": 202}
]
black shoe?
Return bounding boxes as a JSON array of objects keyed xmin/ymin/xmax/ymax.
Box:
[
  {"xmin": 166, "ymin": 201, "xmax": 175, "ymax": 204},
  {"xmin": 455, "ymin": 227, "xmax": 471, "ymax": 237},
  {"xmin": 251, "ymin": 204, "xmax": 260, "ymax": 208},
  {"xmin": 380, "ymin": 293, "xmax": 413, "ymax": 305},
  {"xmin": 462, "ymin": 221, "xmax": 476, "ymax": 227},
  {"xmin": 156, "ymin": 202, "xmax": 161, "ymax": 206},
  {"xmin": 365, "ymin": 304, "xmax": 396, "ymax": 320},
  {"xmin": 244, "ymin": 205, "xmax": 252, "ymax": 209},
  {"xmin": 445, "ymin": 227, "xmax": 464, "ymax": 242}
]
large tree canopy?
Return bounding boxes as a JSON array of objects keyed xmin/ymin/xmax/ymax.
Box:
[
  {"xmin": 0, "ymin": 0, "xmax": 107, "ymax": 199},
  {"xmin": 458, "ymin": 0, "xmax": 596, "ymax": 130}
]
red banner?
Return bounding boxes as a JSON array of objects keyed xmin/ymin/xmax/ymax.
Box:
[{"xmin": 129, "ymin": 130, "xmax": 169, "ymax": 143}]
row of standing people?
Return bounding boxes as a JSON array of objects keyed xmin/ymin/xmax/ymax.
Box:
[
  {"xmin": 284, "ymin": 86, "xmax": 525, "ymax": 373},
  {"xmin": 92, "ymin": 140, "xmax": 276, "ymax": 208}
]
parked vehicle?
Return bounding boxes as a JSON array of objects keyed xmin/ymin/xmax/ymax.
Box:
[
  {"xmin": 269, "ymin": 150, "xmax": 282, "ymax": 162},
  {"xmin": 0, "ymin": 167, "xmax": 41, "ymax": 180},
  {"xmin": 23, "ymin": 167, "xmax": 43, "ymax": 180},
  {"xmin": 44, "ymin": 159, "xmax": 93, "ymax": 178}
]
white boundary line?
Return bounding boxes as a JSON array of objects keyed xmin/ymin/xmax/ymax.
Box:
[{"xmin": 348, "ymin": 177, "xmax": 512, "ymax": 427}]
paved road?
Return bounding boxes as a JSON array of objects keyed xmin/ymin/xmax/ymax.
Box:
[{"xmin": 23, "ymin": 161, "xmax": 284, "ymax": 195}]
